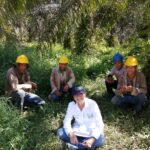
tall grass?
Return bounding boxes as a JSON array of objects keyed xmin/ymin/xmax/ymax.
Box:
[{"xmin": 0, "ymin": 41, "xmax": 149, "ymax": 149}]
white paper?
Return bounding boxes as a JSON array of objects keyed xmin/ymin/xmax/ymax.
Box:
[
  {"xmin": 74, "ymin": 131, "xmax": 90, "ymax": 137},
  {"xmin": 73, "ymin": 126, "xmax": 90, "ymax": 137},
  {"xmin": 17, "ymin": 84, "xmax": 32, "ymax": 89}
]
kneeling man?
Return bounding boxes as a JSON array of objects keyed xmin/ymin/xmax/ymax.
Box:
[
  {"xmin": 5, "ymin": 55, "xmax": 45, "ymax": 110},
  {"xmin": 112, "ymin": 56, "xmax": 147, "ymax": 114}
]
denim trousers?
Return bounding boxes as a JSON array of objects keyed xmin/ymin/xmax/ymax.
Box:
[{"xmin": 57, "ymin": 128, "xmax": 104, "ymax": 150}]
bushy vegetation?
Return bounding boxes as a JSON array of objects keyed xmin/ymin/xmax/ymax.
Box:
[
  {"xmin": 0, "ymin": 41, "xmax": 150, "ymax": 150},
  {"xmin": 0, "ymin": 0, "xmax": 149, "ymax": 149}
]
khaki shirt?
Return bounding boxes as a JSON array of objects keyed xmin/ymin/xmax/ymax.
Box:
[
  {"xmin": 116, "ymin": 72, "xmax": 147, "ymax": 96},
  {"xmin": 50, "ymin": 66, "xmax": 75, "ymax": 93},
  {"xmin": 5, "ymin": 67, "xmax": 30, "ymax": 95}
]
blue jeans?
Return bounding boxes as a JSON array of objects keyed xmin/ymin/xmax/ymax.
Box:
[
  {"xmin": 57, "ymin": 128, "xmax": 104, "ymax": 149},
  {"xmin": 105, "ymin": 80, "xmax": 118, "ymax": 98},
  {"xmin": 49, "ymin": 86, "xmax": 74, "ymax": 102},
  {"xmin": 12, "ymin": 90, "xmax": 45, "ymax": 107},
  {"xmin": 113, "ymin": 94, "xmax": 147, "ymax": 112}
]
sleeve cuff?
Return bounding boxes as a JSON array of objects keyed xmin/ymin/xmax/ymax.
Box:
[
  {"xmin": 91, "ymin": 133, "xmax": 100, "ymax": 140},
  {"xmin": 51, "ymin": 88, "xmax": 57, "ymax": 93},
  {"xmin": 64, "ymin": 128, "xmax": 73, "ymax": 137},
  {"xmin": 131, "ymin": 87, "xmax": 138, "ymax": 96},
  {"xmin": 67, "ymin": 82, "xmax": 72, "ymax": 88}
]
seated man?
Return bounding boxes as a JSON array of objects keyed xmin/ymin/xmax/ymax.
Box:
[
  {"xmin": 57, "ymin": 86, "xmax": 104, "ymax": 149},
  {"xmin": 105, "ymin": 53, "xmax": 126, "ymax": 98},
  {"xmin": 111, "ymin": 56, "xmax": 147, "ymax": 115},
  {"xmin": 5, "ymin": 55, "xmax": 45, "ymax": 110},
  {"xmin": 49, "ymin": 56, "xmax": 75, "ymax": 102}
]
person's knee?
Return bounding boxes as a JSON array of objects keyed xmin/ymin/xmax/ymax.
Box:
[
  {"xmin": 137, "ymin": 94, "xmax": 147, "ymax": 104},
  {"xmin": 57, "ymin": 128, "xmax": 63, "ymax": 137},
  {"xmin": 27, "ymin": 93, "xmax": 39, "ymax": 99},
  {"xmin": 12, "ymin": 90, "xmax": 26, "ymax": 106},
  {"xmin": 57, "ymin": 128, "xmax": 67, "ymax": 140},
  {"xmin": 25, "ymin": 93, "xmax": 45, "ymax": 106},
  {"xmin": 37, "ymin": 99, "xmax": 45, "ymax": 105},
  {"xmin": 93, "ymin": 135, "xmax": 105, "ymax": 148},
  {"xmin": 16, "ymin": 89, "xmax": 26, "ymax": 98},
  {"xmin": 49, "ymin": 93, "xmax": 60, "ymax": 101},
  {"xmin": 111, "ymin": 96, "xmax": 120, "ymax": 105},
  {"xmin": 35, "ymin": 95, "xmax": 45, "ymax": 104},
  {"xmin": 137, "ymin": 93, "xmax": 147, "ymax": 101}
]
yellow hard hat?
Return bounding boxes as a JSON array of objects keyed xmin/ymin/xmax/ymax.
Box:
[
  {"xmin": 16, "ymin": 55, "xmax": 29, "ymax": 64},
  {"xmin": 59, "ymin": 56, "xmax": 69, "ymax": 64},
  {"xmin": 125, "ymin": 56, "xmax": 138, "ymax": 66}
]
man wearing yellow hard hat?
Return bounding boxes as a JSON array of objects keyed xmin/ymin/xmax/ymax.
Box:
[
  {"xmin": 49, "ymin": 56, "xmax": 75, "ymax": 101},
  {"xmin": 5, "ymin": 55, "xmax": 45, "ymax": 110},
  {"xmin": 111, "ymin": 56, "xmax": 147, "ymax": 115}
]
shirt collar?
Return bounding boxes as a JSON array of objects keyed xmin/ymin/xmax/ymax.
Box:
[
  {"xmin": 75, "ymin": 97, "xmax": 89, "ymax": 110},
  {"xmin": 57, "ymin": 66, "xmax": 67, "ymax": 73},
  {"xmin": 115, "ymin": 65, "xmax": 124, "ymax": 71}
]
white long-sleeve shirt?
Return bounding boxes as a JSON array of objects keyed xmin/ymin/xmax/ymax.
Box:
[{"xmin": 63, "ymin": 98, "xmax": 104, "ymax": 139}]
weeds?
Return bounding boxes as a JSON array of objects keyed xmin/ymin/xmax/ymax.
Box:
[{"xmin": 0, "ymin": 42, "xmax": 149, "ymax": 150}]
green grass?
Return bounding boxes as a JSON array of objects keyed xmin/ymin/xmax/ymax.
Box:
[{"xmin": 0, "ymin": 42, "xmax": 150, "ymax": 150}]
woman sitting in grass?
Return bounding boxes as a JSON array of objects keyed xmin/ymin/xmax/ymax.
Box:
[{"xmin": 57, "ymin": 86, "xmax": 104, "ymax": 150}]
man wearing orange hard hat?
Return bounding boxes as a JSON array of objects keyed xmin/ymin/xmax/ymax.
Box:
[
  {"xmin": 5, "ymin": 55, "xmax": 45, "ymax": 110},
  {"xmin": 111, "ymin": 56, "xmax": 147, "ymax": 115},
  {"xmin": 49, "ymin": 56, "xmax": 75, "ymax": 102}
]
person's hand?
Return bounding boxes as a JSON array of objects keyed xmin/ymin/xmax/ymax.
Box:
[
  {"xmin": 63, "ymin": 84, "xmax": 69, "ymax": 92},
  {"xmin": 126, "ymin": 86, "xmax": 133, "ymax": 93},
  {"xmin": 22, "ymin": 88, "xmax": 30, "ymax": 92},
  {"xmin": 69, "ymin": 132, "xmax": 78, "ymax": 145},
  {"xmin": 31, "ymin": 82, "xmax": 37, "ymax": 89},
  {"xmin": 106, "ymin": 75, "xmax": 114, "ymax": 84},
  {"xmin": 120, "ymin": 86, "xmax": 127, "ymax": 94},
  {"xmin": 55, "ymin": 91, "xmax": 62, "ymax": 96},
  {"xmin": 81, "ymin": 137, "xmax": 96, "ymax": 148}
]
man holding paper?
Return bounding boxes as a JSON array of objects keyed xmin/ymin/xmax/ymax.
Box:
[
  {"xmin": 57, "ymin": 86, "xmax": 104, "ymax": 149},
  {"xmin": 5, "ymin": 55, "xmax": 45, "ymax": 109}
]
